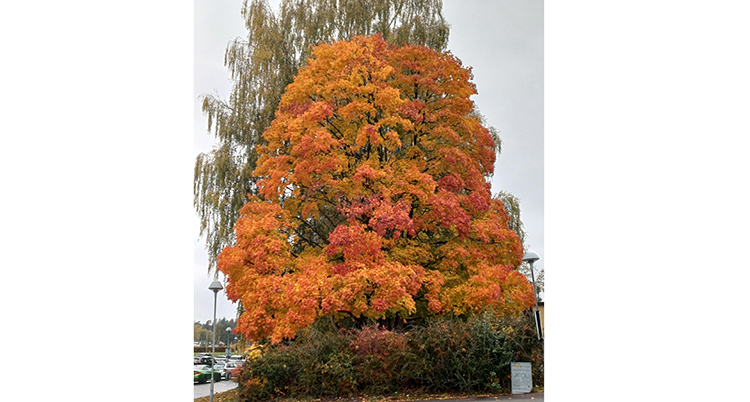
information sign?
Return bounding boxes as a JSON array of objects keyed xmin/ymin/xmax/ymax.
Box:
[{"xmin": 510, "ymin": 362, "xmax": 532, "ymax": 394}]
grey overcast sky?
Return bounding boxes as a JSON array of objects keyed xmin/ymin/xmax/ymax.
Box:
[{"xmin": 193, "ymin": 0, "xmax": 544, "ymax": 323}]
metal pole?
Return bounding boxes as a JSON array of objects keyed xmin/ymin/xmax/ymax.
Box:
[
  {"xmin": 528, "ymin": 260, "xmax": 542, "ymax": 340},
  {"xmin": 227, "ymin": 329, "xmax": 231, "ymax": 357},
  {"xmin": 210, "ymin": 290, "xmax": 217, "ymax": 402}
]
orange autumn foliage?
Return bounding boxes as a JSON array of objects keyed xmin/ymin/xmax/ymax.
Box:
[{"xmin": 217, "ymin": 35, "xmax": 533, "ymax": 343}]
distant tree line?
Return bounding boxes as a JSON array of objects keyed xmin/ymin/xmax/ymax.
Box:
[{"xmin": 194, "ymin": 317, "xmax": 239, "ymax": 347}]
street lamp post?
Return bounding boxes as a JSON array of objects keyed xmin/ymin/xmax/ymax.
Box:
[
  {"xmin": 522, "ymin": 252, "xmax": 543, "ymax": 341},
  {"xmin": 226, "ymin": 327, "xmax": 232, "ymax": 358},
  {"xmin": 208, "ymin": 280, "xmax": 223, "ymax": 402}
]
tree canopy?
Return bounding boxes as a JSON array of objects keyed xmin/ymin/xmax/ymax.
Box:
[
  {"xmin": 196, "ymin": 0, "xmax": 451, "ymax": 273},
  {"xmin": 217, "ymin": 35, "xmax": 534, "ymax": 343}
]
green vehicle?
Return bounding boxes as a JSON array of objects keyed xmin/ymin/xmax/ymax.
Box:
[{"xmin": 194, "ymin": 364, "xmax": 222, "ymax": 384}]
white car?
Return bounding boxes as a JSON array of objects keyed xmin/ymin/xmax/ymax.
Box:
[
  {"xmin": 212, "ymin": 363, "xmax": 227, "ymax": 380},
  {"xmin": 224, "ymin": 362, "xmax": 241, "ymax": 380}
]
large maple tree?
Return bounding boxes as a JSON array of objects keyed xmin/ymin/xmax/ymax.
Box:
[{"xmin": 218, "ymin": 35, "xmax": 534, "ymax": 343}]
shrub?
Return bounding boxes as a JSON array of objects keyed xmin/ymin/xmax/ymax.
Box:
[
  {"xmin": 295, "ymin": 327, "xmax": 356, "ymax": 396},
  {"xmin": 235, "ymin": 343, "xmax": 299, "ymax": 401},
  {"xmin": 235, "ymin": 313, "xmax": 543, "ymax": 401},
  {"xmin": 349, "ymin": 325, "xmax": 411, "ymax": 394}
]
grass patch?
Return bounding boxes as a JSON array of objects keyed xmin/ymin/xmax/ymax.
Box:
[{"xmin": 196, "ymin": 388, "xmax": 239, "ymax": 402}]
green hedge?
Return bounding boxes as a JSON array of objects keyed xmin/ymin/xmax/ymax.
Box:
[
  {"xmin": 193, "ymin": 346, "xmax": 234, "ymax": 354},
  {"xmin": 235, "ymin": 313, "xmax": 543, "ymax": 401}
]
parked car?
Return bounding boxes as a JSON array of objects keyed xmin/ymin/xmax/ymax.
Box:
[
  {"xmin": 224, "ymin": 362, "xmax": 241, "ymax": 380},
  {"xmin": 213, "ymin": 363, "xmax": 227, "ymax": 379},
  {"xmin": 193, "ymin": 365, "xmax": 222, "ymax": 384},
  {"xmin": 194, "ymin": 356, "xmax": 215, "ymax": 366}
]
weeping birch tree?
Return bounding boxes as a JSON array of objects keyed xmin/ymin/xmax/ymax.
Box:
[{"xmin": 496, "ymin": 190, "xmax": 544, "ymax": 298}]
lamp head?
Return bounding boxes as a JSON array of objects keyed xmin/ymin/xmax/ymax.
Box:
[
  {"xmin": 208, "ymin": 280, "xmax": 223, "ymax": 293},
  {"xmin": 522, "ymin": 252, "xmax": 540, "ymax": 263}
]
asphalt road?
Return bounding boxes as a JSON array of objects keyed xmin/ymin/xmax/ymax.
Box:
[{"xmin": 194, "ymin": 379, "xmax": 239, "ymax": 399}]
